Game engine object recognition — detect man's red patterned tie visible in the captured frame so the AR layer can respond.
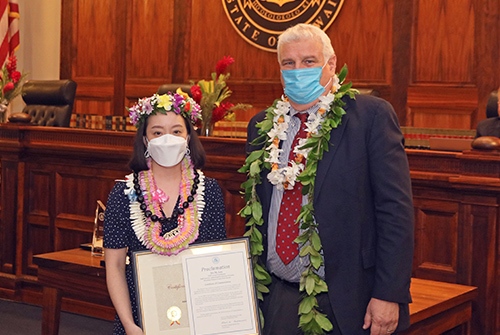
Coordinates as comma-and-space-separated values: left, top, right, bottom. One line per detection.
276, 112, 308, 265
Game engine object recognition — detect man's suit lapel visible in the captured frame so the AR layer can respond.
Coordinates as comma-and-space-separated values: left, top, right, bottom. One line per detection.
313, 103, 350, 203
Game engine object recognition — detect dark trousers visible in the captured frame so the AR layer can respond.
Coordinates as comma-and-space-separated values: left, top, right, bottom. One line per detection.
261, 274, 342, 335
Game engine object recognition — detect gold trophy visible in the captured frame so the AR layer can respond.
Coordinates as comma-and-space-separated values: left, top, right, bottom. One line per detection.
92, 200, 106, 256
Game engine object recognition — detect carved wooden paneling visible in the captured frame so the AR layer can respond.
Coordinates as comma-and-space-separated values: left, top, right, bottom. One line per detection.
407, 86, 478, 129
188, 0, 281, 116
60, 0, 500, 128
26, 169, 51, 275
331, 0, 393, 84
126, 1, 175, 81
409, 106, 474, 129
28, 171, 50, 217
52, 168, 123, 251
465, 203, 498, 335
55, 227, 93, 252
62, 0, 126, 116
407, 0, 499, 129
413, 198, 459, 283
200, 137, 247, 237
26, 224, 50, 275
124, 0, 176, 102
390, 0, 413, 125
407, 148, 500, 335
55, 172, 117, 218
190, 0, 279, 83
205, 172, 246, 238
73, 0, 118, 79
53, 167, 124, 252
74, 98, 113, 117
474, 0, 500, 120
413, 0, 475, 84
0, 160, 17, 274
124, 84, 162, 106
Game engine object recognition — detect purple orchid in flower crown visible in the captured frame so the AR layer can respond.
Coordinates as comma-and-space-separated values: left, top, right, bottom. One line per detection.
142, 98, 153, 115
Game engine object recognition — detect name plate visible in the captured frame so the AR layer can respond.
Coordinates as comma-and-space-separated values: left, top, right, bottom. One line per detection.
132, 238, 261, 335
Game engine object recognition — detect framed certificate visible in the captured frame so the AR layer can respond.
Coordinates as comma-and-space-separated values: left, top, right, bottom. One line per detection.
132, 237, 261, 335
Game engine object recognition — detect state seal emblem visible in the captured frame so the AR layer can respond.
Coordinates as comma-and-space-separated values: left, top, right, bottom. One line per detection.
222, 0, 344, 52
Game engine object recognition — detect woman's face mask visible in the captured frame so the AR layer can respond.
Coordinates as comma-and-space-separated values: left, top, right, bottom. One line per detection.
145, 134, 188, 167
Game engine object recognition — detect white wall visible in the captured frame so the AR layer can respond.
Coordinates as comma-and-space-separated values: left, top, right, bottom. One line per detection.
11, 0, 61, 114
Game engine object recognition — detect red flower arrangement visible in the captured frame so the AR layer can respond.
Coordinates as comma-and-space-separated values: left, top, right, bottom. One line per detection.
190, 56, 250, 135
190, 84, 202, 104
215, 56, 234, 79
212, 102, 235, 124
0, 55, 28, 122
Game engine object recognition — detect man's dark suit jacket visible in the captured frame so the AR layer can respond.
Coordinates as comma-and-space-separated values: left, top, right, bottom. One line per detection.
246, 94, 414, 334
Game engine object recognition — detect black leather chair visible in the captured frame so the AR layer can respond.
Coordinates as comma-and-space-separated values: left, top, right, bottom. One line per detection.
357, 88, 380, 97
475, 90, 500, 138
157, 83, 192, 97
486, 90, 499, 118
21, 80, 77, 127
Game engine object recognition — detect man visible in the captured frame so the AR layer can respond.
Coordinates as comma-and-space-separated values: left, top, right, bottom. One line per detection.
245, 24, 414, 335
476, 89, 500, 138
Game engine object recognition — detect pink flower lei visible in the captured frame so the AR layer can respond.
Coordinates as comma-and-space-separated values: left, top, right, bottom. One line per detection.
126, 156, 206, 255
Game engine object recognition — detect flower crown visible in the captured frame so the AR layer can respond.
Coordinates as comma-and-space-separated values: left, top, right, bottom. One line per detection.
128, 90, 202, 128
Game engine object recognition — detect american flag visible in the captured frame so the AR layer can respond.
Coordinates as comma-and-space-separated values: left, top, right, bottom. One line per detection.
0, 0, 19, 67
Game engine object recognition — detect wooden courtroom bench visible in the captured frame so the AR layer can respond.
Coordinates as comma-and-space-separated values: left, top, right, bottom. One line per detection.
33, 249, 477, 335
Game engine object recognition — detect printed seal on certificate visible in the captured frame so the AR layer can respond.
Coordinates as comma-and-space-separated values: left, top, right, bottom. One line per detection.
132, 237, 261, 335
167, 306, 181, 326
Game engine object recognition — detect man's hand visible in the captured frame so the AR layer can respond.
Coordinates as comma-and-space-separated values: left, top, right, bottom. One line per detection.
362, 297, 399, 335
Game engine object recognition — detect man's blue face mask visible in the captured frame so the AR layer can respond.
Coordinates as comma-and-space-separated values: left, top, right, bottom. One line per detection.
281, 61, 331, 105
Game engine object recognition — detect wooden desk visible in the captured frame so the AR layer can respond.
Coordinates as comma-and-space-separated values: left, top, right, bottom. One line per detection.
402, 278, 477, 335
33, 248, 114, 335
33, 249, 477, 335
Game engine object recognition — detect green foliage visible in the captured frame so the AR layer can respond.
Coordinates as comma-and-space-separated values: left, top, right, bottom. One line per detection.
311, 231, 322, 250
249, 160, 261, 176
337, 64, 348, 83
251, 201, 262, 221
258, 119, 274, 133
245, 150, 264, 164
250, 133, 269, 147
338, 80, 352, 93
299, 295, 318, 314
315, 312, 334, 332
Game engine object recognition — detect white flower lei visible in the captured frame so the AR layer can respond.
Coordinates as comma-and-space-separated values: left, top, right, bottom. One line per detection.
265, 76, 339, 190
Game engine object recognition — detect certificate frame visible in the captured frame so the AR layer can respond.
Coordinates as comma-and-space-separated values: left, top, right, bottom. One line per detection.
132, 237, 261, 335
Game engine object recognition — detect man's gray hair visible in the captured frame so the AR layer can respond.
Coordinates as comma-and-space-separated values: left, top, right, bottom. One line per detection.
277, 24, 335, 62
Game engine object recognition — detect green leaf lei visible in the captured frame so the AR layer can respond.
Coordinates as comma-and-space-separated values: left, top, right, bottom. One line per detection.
238, 65, 358, 334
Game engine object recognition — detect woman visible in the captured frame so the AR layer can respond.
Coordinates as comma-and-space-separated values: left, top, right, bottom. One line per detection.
103, 91, 226, 335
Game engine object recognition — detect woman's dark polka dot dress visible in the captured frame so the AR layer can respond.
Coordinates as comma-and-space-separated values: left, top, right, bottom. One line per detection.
103, 177, 226, 335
